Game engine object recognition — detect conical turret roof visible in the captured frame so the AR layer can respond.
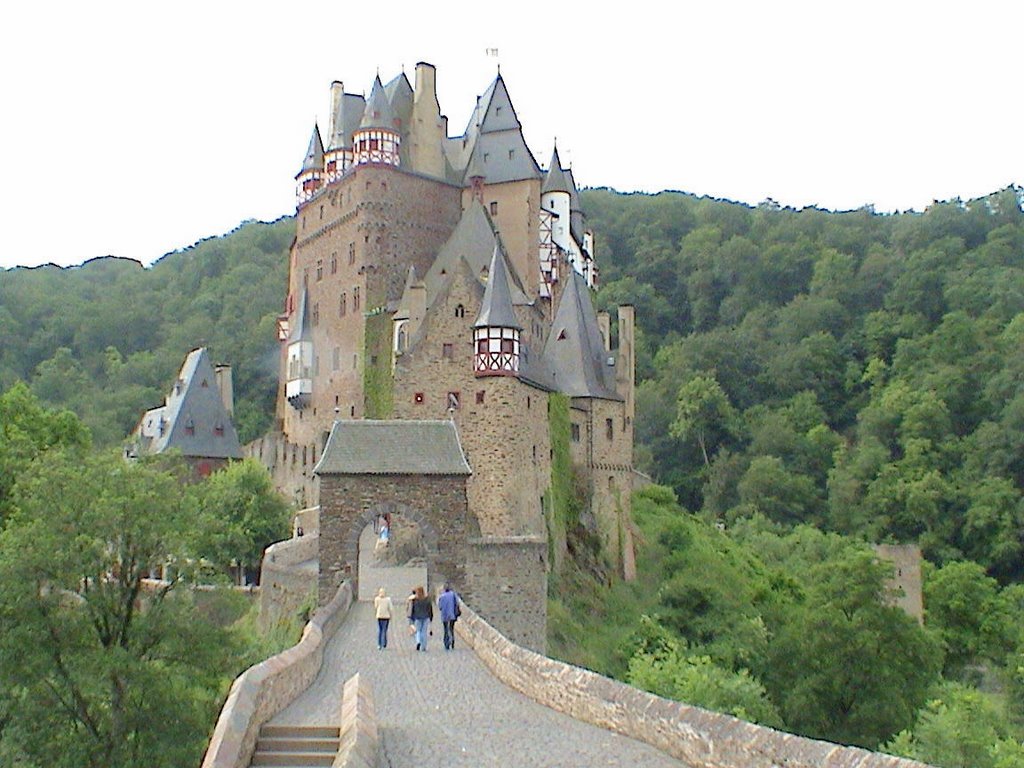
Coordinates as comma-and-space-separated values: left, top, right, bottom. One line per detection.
360, 75, 397, 130
299, 124, 324, 173
474, 244, 522, 330
542, 270, 621, 400
542, 145, 571, 195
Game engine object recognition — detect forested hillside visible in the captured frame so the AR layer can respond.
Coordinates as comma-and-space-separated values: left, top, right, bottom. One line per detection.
587, 186, 1023, 576
3, 188, 1023, 764
0, 218, 292, 445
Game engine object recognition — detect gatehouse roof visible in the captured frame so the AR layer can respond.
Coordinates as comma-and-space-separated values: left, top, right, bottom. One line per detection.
315, 420, 472, 476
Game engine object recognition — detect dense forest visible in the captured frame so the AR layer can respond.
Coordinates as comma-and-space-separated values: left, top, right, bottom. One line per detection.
1, 185, 1023, 765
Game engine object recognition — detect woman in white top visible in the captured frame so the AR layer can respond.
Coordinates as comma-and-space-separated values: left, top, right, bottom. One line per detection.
374, 588, 394, 650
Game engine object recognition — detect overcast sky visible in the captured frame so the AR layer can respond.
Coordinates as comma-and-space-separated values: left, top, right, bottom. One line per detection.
1, 0, 1020, 269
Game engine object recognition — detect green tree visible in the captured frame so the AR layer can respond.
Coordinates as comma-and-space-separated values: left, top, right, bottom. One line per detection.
0, 382, 91, 523
763, 549, 942, 747
671, 375, 738, 467
192, 458, 291, 581
0, 451, 235, 768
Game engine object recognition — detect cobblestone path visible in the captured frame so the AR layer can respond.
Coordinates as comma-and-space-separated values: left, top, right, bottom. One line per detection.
270, 527, 684, 767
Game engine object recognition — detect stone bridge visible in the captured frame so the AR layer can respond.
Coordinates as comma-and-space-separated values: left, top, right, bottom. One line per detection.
202, 524, 931, 768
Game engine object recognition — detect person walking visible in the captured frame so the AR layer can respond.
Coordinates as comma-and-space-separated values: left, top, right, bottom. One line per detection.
374, 587, 394, 650
437, 583, 461, 650
409, 586, 433, 651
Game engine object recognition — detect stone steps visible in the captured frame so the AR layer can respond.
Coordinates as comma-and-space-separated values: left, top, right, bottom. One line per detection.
250, 724, 340, 767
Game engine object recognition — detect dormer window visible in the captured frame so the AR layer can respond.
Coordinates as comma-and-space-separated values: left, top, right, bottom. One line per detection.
214, 423, 225, 437
184, 418, 194, 436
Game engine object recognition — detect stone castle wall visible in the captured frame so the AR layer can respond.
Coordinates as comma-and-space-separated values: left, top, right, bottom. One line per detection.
393, 267, 552, 539
874, 543, 924, 623
258, 535, 318, 632
282, 164, 463, 444
245, 432, 320, 509
317, 473, 473, 604
455, 600, 932, 768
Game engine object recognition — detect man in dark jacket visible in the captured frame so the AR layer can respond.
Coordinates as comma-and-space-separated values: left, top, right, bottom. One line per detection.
437, 583, 460, 650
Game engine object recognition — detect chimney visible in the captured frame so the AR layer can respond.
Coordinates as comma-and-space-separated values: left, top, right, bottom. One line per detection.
215, 364, 234, 418
597, 311, 611, 352
328, 81, 344, 142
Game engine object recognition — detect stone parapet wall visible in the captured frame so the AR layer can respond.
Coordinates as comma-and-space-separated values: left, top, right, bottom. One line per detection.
334, 674, 381, 768
259, 535, 320, 631
202, 581, 354, 768
464, 537, 547, 653
246, 432, 320, 509
456, 601, 932, 768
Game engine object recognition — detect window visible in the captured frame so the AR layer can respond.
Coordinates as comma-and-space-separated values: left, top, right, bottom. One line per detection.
442, 343, 453, 359
571, 423, 580, 442
330, 253, 337, 274
606, 418, 614, 440
184, 418, 195, 436
527, 396, 531, 409
348, 242, 356, 265
490, 201, 498, 216
316, 260, 323, 281
353, 287, 360, 310
500, 337, 514, 354
447, 392, 460, 410
312, 302, 320, 326
319, 205, 324, 220
340, 292, 347, 316
475, 391, 485, 404
414, 392, 424, 404
214, 423, 225, 437
508, 149, 515, 160
455, 304, 465, 318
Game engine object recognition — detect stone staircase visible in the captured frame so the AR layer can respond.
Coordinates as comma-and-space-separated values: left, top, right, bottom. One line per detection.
250, 724, 340, 767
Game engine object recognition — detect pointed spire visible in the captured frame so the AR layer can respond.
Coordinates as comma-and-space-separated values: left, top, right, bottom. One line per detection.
542, 144, 571, 195
300, 124, 324, 172
474, 245, 522, 330
360, 75, 396, 130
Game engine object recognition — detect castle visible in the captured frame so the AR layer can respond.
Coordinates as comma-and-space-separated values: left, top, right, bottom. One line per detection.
252, 62, 636, 648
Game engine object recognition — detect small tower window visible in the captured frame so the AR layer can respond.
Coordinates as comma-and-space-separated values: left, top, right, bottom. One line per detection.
353, 287, 360, 310
476, 391, 485, 404
490, 201, 498, 216
316, 260, 323, 281
349, 243, 356, 264
312, 302, 320, 326
442, 343, 453, 359
571, 423, 580, 442
414, 392, 425, 404
508, 149, 515, 160
606, 418, 614, 440
455, 304, 465, 318
330, 253, 338, 274
340, 292, 347, 316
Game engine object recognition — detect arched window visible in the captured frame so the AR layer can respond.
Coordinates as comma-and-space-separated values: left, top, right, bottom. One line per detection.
455, 304, 465, 318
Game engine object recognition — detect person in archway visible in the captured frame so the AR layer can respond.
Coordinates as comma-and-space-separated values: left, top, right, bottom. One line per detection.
438, 583, 461, 651
410, 586, 433, 651
374, 587, 394, 650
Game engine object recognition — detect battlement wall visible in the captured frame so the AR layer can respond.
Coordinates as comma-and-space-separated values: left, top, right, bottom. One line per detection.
258, 534, 319, 631
456, 601, 932, 768
202, 581, 353, 768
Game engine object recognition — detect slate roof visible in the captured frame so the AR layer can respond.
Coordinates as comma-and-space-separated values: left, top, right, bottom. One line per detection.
384, 72, 413, 127
475, 245, 522, 330
542, 146, 572, 195
327, 90, 366, 151
421, 201, 530, 310
134, 348, 243, 459
314, 420, 472, 475
299, 124, 324, 173
542, 270, 622, 401
360, 76, 396, 130
443, 75, 541, 186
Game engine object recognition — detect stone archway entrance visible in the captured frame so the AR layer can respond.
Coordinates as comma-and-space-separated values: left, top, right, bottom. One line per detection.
354, 504, 434, 602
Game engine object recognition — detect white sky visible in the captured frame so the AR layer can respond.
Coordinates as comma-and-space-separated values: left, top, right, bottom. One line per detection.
0, 0, 1021, 269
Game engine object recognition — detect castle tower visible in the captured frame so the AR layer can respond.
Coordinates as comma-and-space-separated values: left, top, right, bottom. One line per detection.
409, 63, 445, 178
352, 76, 400, 167
473, 245, 522, 376
295, 125, 324, 205
285, 285, 314, 409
